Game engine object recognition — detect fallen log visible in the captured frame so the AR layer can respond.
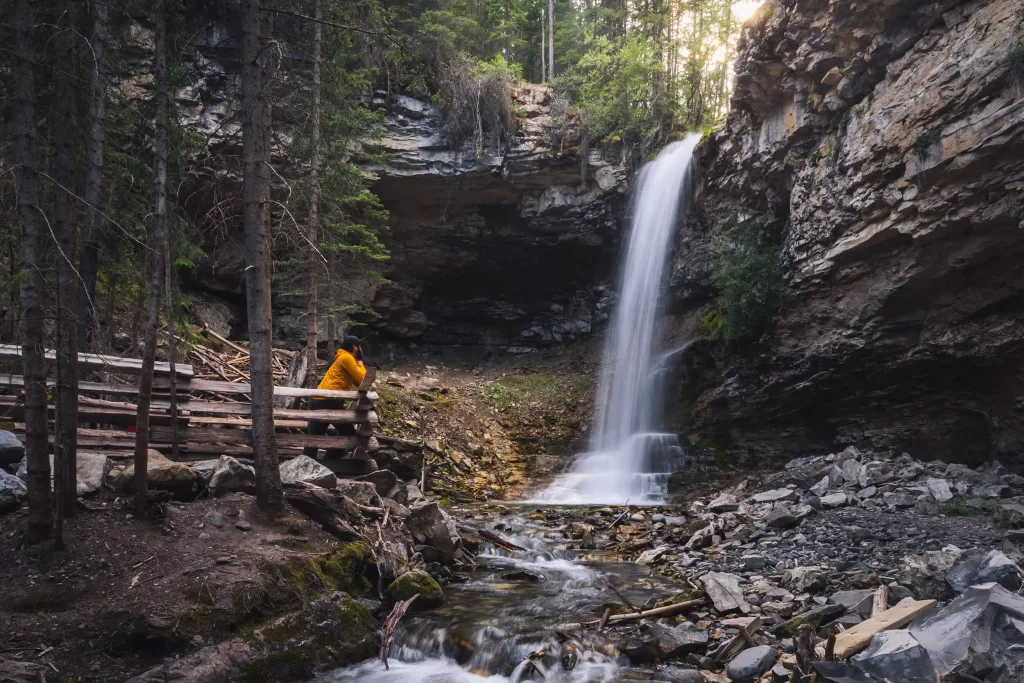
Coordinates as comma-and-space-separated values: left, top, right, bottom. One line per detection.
832, 598, 937, 659
478, 528, 526, 552
604, 577, 642, 614
557, 598, 705, 630
283, 485, 367, 542
379, 595, 417, 670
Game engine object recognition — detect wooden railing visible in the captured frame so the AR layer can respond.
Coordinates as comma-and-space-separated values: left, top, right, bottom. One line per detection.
0, 344, 378, 463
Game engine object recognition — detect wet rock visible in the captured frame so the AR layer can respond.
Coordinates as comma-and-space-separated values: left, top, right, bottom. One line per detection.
279, 455, 337, 489
725, 644, 776, 682
709, 494, 740, 512
385, 569, 445, 609
636, 546, 671, 566
568, 521, 594, 539
783, 567, 827, 594
117, 449, 197, 496
0, 469, 27, 514
499, 570, 546, 582
900, 550, 960, 600
208, 455, 255, 494
702, 572, 746, 612
946, 548, 1021, 594
0, 430, 24, 467
405, 502, 462, 564
766, 504, 815, 529
355, 469, 398, 497
620, 621, 709, 661
910, 583, 1024, 681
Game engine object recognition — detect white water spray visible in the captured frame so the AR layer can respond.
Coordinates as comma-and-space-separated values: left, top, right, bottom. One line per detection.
533, 134, 701, 505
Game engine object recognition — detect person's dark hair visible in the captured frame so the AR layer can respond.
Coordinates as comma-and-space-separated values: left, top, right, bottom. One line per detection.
340, 336, 362, 354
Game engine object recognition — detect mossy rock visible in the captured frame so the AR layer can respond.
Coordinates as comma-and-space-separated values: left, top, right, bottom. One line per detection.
385, 569, 444, 610
315, 542, 378, 598
240, 592, 377, 682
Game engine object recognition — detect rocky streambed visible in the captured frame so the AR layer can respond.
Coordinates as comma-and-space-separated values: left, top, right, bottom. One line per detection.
318, 446, 1024, 682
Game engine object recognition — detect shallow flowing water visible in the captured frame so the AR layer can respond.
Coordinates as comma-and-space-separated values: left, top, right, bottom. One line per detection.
533, 135, 702, 506
319, 507, 688, 682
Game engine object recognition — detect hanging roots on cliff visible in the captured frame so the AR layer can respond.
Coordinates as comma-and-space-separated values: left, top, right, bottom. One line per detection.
432, 53, 516, 153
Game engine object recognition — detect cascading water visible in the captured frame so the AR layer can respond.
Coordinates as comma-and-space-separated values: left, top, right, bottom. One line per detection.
533, 134, 702, 505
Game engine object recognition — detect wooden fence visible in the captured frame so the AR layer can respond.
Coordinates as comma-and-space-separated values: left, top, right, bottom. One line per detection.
0, 344, 378, 468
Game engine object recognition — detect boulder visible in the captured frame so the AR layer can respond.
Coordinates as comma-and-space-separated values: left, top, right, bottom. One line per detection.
0, 430, 24, 468
783, 567, 827, 594
828, 589, 876, 618
384, 569, 444, 609
405, 502, 461, 564
995, 502, 1024, 528
279, 455, 337, 489
946, 548, 1021, 594
849, 630, 936, 682
0, 469, 27, 514
766, 504, 815, 529
0, 657, 48, 683
820, 492, 848, 509
208, 455, 255, 494
355, 469, 398, 497
636, 545, 671, 566
708, 494, 740, 512
750, 488, 797, 504
116, 450, 197, 496
927, 478, 954, 503
859, 462, 894, 487
620, 621, 708, 661
336, 480, 378, 506
726, 645, 776, 682
372, 448, 422, 481
76, 452, 111, 496
899, 550, 959, 600
702, 572, 745, 612
189, 459, 220, 489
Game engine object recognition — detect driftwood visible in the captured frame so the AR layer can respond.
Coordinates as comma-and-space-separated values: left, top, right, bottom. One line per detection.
379, 595, 417, 670
558, 598, 705, 630
283, 485, 366, 541
832, 599, 937, 659
872, 585, 889, 617
795, 623, 816, 675
713, 616, 762, 665
478, 528, 526, 552
604, 577, 642, 614
274, 349, 309, 410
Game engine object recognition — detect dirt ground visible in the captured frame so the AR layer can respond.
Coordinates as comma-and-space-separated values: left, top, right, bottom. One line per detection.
369, 340, 603, 501
0, 492, 342, 683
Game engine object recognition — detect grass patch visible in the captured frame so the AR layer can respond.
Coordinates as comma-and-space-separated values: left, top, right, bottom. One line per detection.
481, 374, 589, 411
940, 499, 988, 517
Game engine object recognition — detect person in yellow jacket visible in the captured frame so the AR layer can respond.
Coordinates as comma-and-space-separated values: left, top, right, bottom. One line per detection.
304, 336, 367, 459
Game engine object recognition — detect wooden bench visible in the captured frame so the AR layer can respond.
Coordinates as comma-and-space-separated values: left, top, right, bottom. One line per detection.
0, 347, 378, 463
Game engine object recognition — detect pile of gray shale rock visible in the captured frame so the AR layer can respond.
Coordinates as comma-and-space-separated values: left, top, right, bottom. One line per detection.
526, 446, 1024, 682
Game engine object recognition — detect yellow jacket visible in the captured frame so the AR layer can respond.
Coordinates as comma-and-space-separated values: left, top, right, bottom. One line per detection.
318, 348, 367, 392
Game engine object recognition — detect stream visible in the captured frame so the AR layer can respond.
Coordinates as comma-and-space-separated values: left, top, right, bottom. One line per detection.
319, 505, 692, 683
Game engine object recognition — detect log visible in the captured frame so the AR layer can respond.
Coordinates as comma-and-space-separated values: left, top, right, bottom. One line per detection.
604, 577, 642, 614
872, 585, 889, 617
477, 528, 526, 552
713, 616, 763, 664
284, 485, 367, 541
379, 595, 417, 670
0, 343, 194, 377
832, 599, 937, 659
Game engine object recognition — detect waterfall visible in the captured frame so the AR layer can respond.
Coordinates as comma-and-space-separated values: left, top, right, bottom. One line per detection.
533, 134, 701, 505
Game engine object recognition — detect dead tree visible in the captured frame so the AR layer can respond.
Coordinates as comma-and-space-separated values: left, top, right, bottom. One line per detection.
53, 0, 81, 534
14, 0, 52, 543
134, 0, 170, 515
541, 8, 546, 83
78, 0, 110, 351
304, 0, 322, 390
548, 0, 555, 81
241, 0, 284, 514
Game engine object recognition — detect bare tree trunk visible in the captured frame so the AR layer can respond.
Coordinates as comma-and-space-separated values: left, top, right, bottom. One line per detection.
135, 0, 170, 516
242, 0, 283, 514
540, 8, 546, 83
305, 0, 322, 390
548, 0, 555, 81
14, 0, 52, 544
78, 0, 109, 352
53, 0, 80, 537
158, 9, 179, 463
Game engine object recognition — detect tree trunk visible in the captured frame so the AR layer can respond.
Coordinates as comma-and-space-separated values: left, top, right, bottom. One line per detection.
53, 0, 80, 535
14, 0, 51, 543
135, 0, 170, 516
242, 0, 283, 514
78, 0, 110, 352
305, 0, 322, 390
547, 0, 555, 81
540, 8, 546, 83
158, 7, 179, 463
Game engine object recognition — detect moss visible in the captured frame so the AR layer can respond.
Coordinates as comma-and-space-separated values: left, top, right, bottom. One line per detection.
385, 570, 444, 609
314, 542, 378, 598
778, 613, 825, 638
940, 498, 988, 517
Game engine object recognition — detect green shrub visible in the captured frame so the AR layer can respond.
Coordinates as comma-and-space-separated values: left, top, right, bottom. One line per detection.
1009, 46, 1024, 78
711, 217, 783, 344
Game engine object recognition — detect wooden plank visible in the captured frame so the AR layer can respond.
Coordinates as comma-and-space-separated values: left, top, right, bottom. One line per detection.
0, 344, 194, 377
149, 426, 373, 451
0, 375, 189, 398
186, 377, 377, 402
184, 400, 377, 424
832, 599, 937, 659
0, 399, 189, 429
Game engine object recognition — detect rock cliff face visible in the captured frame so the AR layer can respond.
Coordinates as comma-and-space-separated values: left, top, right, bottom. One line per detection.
358, 86, 629, 348
678, 0, 1024, 463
